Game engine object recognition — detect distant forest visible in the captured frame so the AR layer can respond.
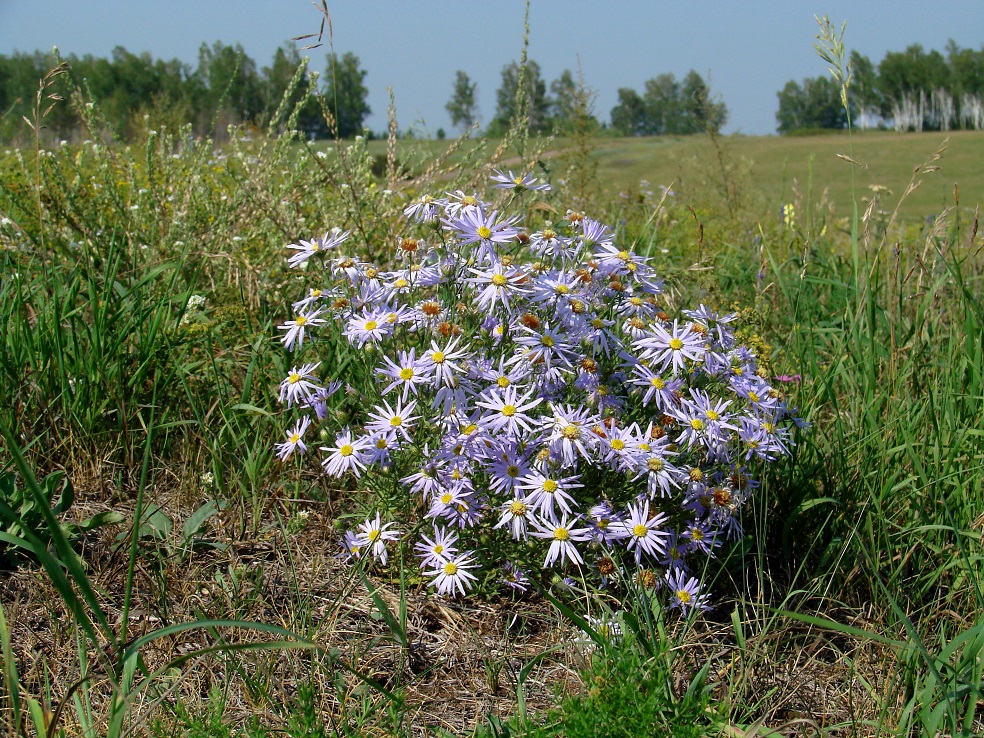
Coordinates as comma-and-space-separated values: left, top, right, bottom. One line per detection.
2, 39, 983, 143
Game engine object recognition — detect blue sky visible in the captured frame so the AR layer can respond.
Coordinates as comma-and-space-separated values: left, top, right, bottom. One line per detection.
1, 1, 981, 135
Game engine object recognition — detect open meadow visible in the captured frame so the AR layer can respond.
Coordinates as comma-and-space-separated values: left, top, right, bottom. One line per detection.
0, 90, 982, 738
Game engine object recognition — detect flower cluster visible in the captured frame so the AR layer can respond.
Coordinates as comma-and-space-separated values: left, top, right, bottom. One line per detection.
274, 171, 803, 614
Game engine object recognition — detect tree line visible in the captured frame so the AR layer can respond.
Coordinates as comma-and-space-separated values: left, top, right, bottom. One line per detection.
447, 63, 728, 137
777, 41, 984, 133
1, 41, 731, 143
0, 42, 370, 141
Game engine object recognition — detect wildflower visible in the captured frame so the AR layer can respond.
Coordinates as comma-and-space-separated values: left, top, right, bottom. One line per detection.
339, 530, 363, 561
421, 336, 468, 387
501, 562, 530, 592
278, 308, 326, 351
377, 349, 430, 401
530, 514, 592, 567
666, 569, 711, 615
633, 320, 705, 374
495, 493, 533, 541
344, 311, 392, 348
321, 429, 370, 478
467, 261, 528, 314
490, 169, 551, 192
414, 527, 459, 568
276, 416, 311, 461
366, 399, 420, 443
404, 194, 441, 223
424, 550, 480, 597
279, 362, 321, 407
287, 228, 350, 268
614, 499, 669, 563
355, 512, 400, 565
520, 471, 583, 519
444, 206, 521, 262
475, 385, 543, 437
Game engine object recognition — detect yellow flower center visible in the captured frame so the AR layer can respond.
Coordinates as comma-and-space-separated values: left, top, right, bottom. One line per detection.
443, 561, 458, 576
364, 320, 378, 331
749, 391, 760, 403
389, 416, 403, 427
288, 373, 301, 384
506, 465, 520, 478
399, 368, 415, 381
433, 544, 444, 554
497, 376, 510, 388
629, 297, 643, 306
691, 528, 703, 540
501, 404, 517, 417
368, 530, 380, 542
647, 458, 664, 471
562, 425, 579, 440
289, 433, 301, 443
431, 351, 446, 363
690, 418, 705, 431
375, 438, 388, 449
617, 250, 630, 261
555, 284, 570, 294
295, 315, 308, 326
462, 423, 478, 435
393, 278, 409, 289
340, 444, 354, 456
441, 492, 454, 504
540, 335, 555, 348
677, 589, 692, 604
542, 479, 558, 493
611, 439, 625, 451
477, 226, 493, 240
669, 338, 684, 350
633, 524, 648, 538
491, 273, 508, 287
706, 409, 719, 421
554, 527, 570, 541
509, 500, 527, 515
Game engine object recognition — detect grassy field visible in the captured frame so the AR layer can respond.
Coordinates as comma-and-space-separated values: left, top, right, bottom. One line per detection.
1, 101, 982, 738
364, 129, 984, 224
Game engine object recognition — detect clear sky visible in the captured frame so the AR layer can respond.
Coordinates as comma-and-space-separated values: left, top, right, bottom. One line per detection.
1, 1, 981, 136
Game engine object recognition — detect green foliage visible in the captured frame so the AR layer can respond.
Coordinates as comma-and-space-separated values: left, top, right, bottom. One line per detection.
609, 70, 727, 136
488, 59, 552, 136
446, 69, 478, 132
775, 75, 851, 133
0, 470, 123, 565
777, 35, 984, 132
323, 52, 371, 138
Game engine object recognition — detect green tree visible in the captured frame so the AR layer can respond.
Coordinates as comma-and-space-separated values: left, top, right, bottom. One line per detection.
193, 41, 264, 131
488, 59, 551, 136
679, 70, 728, 133
610, 87, 646, 136
876, 44, 950, 117
261, 44, 325, 137
642, 73, 682, 134
323, 51, 370, 138
775, 76, 850, 133
849, 50, 880, 127
445, 70, 477, 132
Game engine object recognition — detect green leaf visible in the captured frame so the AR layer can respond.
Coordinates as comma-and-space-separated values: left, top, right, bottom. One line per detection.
78, 510, 125, 532
181, 501, 219, 547
230, 403, 272, 416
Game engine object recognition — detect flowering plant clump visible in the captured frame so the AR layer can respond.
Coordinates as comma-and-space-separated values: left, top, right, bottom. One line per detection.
274, 168, 803, 614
